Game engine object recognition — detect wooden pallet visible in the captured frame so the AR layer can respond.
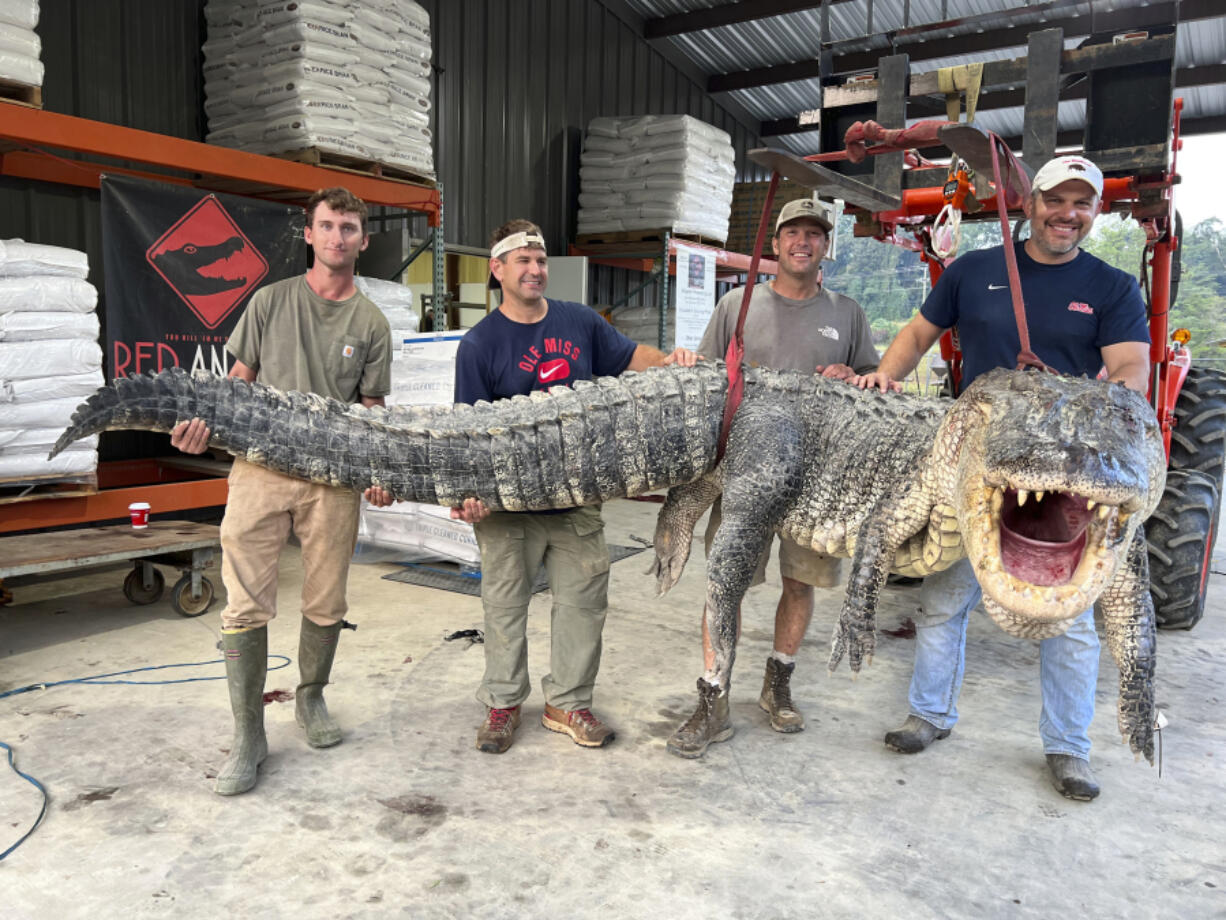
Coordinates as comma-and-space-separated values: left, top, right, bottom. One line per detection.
575, 229, 725, 248
0, 78, 42, 109
0, 472, 98, 505
275, 147, 436, 188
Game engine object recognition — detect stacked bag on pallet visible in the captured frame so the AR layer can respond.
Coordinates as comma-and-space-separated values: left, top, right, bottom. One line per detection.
202, 0, 435, 180
0, 0, 42, 89
0, 240, 103, 481
576, 115, 736, 243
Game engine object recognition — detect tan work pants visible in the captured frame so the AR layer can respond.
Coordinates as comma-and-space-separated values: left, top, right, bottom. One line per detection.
219, 459, 361, 630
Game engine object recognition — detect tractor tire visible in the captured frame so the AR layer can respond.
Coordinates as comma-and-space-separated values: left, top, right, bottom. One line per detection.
1146, 469, 1219, 630
1169, 366, 1226, 496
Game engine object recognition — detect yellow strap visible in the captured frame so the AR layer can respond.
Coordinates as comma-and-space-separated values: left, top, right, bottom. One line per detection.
938, 63, 984, 123
221, 627, 257, 635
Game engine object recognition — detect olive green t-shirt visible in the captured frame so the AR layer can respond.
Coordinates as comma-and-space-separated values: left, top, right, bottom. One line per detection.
226, 275, 392, 403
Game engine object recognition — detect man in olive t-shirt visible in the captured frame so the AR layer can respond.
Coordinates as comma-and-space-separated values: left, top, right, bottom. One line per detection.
669, 198, 880, 759
171, 188, 393, 796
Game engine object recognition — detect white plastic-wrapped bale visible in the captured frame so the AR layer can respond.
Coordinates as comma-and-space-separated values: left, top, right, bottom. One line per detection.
0, 239, 103, 485
202, 0, 436, 181
576, 115, 736, 243
0, 0, 43, 94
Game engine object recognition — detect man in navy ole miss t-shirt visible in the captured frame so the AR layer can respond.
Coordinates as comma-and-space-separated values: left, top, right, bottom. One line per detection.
856, 155, 1151, 803
452, 218, 697, 756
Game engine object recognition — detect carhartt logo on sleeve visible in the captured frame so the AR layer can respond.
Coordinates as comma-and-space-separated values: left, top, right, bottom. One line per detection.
342, 344, 355, 357
819, 326, 840, 341
1068, 302, 1094, 315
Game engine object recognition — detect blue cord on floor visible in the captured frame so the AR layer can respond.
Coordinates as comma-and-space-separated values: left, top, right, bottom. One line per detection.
0, 654, 291, 861
0, 741, 47, 861
0, 655, 291, 700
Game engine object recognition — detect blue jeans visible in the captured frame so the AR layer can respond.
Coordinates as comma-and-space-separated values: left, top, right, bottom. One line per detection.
907, 557, 1099, 759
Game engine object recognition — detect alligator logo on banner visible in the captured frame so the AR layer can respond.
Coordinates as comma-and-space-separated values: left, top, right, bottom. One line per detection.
145, 197, 268, 328
101, 175, 306, 379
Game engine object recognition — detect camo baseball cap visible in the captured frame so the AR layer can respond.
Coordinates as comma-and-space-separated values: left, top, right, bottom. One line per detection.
1031, 155, 1104, 197
775, 198, 833, 234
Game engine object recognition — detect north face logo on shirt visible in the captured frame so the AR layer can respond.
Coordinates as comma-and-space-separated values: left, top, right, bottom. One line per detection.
1068, 302, 1094, 315
819, 326, 840, 341
342, 344, 355, 357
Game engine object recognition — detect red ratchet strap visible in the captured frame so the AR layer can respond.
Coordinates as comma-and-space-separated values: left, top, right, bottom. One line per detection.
985, 132, 1053, 374
840, 119, 953, 164
717, 171, 779, 463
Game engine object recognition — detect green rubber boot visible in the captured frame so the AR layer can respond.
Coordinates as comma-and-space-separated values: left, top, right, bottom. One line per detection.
295, 619, 344, 748
214, 627, 268, 796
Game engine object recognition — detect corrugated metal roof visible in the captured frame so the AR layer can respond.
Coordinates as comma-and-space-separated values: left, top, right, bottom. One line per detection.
620, 0, 1226, 153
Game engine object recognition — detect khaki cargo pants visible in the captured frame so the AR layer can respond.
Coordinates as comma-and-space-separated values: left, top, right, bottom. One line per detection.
219, 459, 361, 630
473, 505, 610, 711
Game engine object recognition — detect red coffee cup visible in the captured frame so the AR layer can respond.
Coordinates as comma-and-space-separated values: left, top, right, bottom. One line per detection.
129, 502, 151, 529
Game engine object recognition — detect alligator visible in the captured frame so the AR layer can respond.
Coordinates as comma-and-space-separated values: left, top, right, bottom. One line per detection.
49, 362, 1165, 761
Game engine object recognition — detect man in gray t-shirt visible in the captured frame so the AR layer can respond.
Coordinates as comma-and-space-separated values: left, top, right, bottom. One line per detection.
669, 198, 879, 759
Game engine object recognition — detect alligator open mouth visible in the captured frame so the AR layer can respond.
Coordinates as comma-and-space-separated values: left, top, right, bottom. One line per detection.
964, 480, 1132, 623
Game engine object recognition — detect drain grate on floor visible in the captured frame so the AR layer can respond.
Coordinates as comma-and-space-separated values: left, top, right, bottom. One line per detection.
381, 544, 645, 597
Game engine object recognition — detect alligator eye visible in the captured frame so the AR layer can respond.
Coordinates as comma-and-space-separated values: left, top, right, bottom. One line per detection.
184, 245, 197, 254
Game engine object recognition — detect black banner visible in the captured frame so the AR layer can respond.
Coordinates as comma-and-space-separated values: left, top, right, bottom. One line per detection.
101, 175, 306, 379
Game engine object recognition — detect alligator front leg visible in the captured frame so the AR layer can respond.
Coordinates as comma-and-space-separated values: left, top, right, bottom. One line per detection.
828, 514, 895, 675
1095, 528, 1157, 764
829, 486, 931, 675
649, 470, 722, 594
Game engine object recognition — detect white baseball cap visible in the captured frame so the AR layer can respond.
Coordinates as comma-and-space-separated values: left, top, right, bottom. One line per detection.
1031, 155, 1104, 198
775, 198, 833, 234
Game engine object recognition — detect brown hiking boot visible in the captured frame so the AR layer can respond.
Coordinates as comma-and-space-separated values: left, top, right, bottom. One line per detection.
476, 706, 521, 754
542, 704, 615, 748
758, 656, 804, 733
666, 678, 733, 759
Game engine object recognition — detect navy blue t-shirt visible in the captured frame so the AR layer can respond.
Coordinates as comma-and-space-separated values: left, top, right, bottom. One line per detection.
454, 299, 639, 404
921, 242, 1150, 389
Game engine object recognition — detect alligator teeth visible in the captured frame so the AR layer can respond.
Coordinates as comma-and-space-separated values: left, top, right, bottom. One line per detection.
1086, 499, 1096, 510
1097, 504, 1111, 520
1018, 489, 1029, 506
1035, 490, 1045, 502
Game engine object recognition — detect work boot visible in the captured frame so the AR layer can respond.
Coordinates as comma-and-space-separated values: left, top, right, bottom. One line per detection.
759, 656, 804, 733
884, 715, 951, 754
477, 706, 521, 754
215, 627, 269, 796
542, 704, 616, 748
295, 619, 344, 748
666, 678, 733, 759
1046, 754, 1100, 801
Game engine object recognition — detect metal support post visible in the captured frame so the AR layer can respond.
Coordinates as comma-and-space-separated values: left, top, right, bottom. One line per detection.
657, 232, 671, 351
432, 182, 447, 332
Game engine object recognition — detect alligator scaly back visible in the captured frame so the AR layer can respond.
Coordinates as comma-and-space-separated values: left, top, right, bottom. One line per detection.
48, 364, 730, 512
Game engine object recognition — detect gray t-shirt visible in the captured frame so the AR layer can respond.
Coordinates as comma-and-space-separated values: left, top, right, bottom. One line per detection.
698, 282, 878, 375
227, 274, 392, 403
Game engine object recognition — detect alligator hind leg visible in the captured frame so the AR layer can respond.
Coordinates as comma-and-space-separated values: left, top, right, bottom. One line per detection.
650, 470, 722, 594
703, 405, 804, 689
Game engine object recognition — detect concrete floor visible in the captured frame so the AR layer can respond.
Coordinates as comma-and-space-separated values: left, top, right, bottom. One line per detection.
2, 497, 1224, 919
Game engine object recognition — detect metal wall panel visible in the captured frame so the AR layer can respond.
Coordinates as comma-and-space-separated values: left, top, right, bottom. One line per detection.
1, 2, 758, 321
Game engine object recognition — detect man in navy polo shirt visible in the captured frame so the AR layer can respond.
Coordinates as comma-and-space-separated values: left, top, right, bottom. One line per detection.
453, 219, 696, 755
856, 155, 1151, 801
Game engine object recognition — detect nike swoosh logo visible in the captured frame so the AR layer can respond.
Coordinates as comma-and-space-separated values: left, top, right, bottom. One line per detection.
988, 283, 1008, 290
539, 364, 566, 380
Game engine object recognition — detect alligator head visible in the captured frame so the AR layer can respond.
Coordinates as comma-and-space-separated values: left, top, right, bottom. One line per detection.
944, 368, 1165, 637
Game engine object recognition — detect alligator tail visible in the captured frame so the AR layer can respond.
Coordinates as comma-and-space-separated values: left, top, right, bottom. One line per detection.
49, 364, 729, 512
